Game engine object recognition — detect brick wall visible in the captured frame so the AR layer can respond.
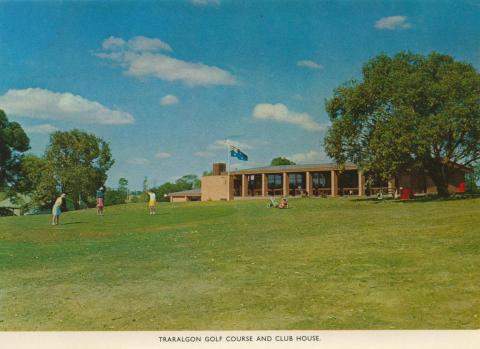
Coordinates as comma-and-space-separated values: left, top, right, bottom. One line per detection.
201, 175, 233, 201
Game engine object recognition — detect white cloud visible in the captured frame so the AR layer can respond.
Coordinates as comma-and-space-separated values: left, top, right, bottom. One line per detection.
24, 124, 59, 134
207, 139, 252, 151
102, 36, 126, 50
95, 36, 237, 86
194, 151, 215, 157
0, 88, 134, 125
160, 94, 179, 106
102, 36, 171, 52
287, 150, 330, 163
252, 103, 327, 132
195, 139, 253, 159
192, 0, 220, 6
375, 16, 411, 30
155, 152, 172, 159
195, 140, 267, 165
127, 158, 150, 166
128, 36, 172, 52
297, 60, 323, 70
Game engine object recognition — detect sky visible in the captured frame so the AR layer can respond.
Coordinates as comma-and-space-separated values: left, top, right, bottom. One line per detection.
0, 0, 479, 190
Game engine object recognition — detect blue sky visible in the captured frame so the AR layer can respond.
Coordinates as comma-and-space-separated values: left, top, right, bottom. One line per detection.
0, 0, 479, 189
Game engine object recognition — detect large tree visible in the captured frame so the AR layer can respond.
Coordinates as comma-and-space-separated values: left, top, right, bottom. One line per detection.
0, 110, 30, 194
324, 52, 480, 196
17, 154, 56, 208
25, 129, 114, 209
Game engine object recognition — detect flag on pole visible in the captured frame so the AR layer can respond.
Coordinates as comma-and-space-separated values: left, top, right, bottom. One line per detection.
230, 147, 248, 161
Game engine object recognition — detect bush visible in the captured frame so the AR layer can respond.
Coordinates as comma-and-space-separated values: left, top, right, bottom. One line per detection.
104, 188, 128, 206
130, 193, 148, 203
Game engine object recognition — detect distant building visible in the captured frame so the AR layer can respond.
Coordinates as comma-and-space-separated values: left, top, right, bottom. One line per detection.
167, 188, 201, 203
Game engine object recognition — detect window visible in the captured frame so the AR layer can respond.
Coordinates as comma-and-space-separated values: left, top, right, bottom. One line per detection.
289, 173, 305, 189
312, 173, 329, 188
268, 174, 282, 189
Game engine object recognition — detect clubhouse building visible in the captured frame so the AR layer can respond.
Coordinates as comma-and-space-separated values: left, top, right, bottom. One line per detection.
168, 162, 468, 202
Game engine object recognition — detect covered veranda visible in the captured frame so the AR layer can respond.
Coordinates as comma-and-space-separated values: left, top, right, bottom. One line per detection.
230, 163, 384, 198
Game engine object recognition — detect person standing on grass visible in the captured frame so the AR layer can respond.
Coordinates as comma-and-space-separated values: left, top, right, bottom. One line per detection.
148, 190, 156, 215
52, 193, 66, 225
96, 186, 105, 215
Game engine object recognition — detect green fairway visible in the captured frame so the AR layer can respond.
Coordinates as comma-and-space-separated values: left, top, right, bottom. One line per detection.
1, 198, 479, 330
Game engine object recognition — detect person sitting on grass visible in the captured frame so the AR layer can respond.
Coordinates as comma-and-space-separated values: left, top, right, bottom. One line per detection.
148, 190, 156, 215
267, 197, 279, 208
96, 187, 105, 216
51, 193, 66, 225
278, 197, 289, 209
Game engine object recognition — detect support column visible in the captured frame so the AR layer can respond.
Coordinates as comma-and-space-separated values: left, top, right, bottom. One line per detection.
358, 170, 365, 196
306, 171, 313, 195
262, 173, 268, 196
330, 170, 338, 197
241, 174, 248, 197
282, 172, 289, 197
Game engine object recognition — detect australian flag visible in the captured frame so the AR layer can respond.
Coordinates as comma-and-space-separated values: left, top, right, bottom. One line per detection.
230, 147, 248, 161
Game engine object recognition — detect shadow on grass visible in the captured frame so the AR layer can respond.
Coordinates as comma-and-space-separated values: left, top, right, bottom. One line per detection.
62, 221, 87, 225
353, 193, 480, 204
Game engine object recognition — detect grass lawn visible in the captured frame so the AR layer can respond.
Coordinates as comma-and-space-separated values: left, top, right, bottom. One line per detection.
0, 197, 479, 330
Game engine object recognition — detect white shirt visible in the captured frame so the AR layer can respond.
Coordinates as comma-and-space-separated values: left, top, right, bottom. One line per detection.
148, 192, 156, 201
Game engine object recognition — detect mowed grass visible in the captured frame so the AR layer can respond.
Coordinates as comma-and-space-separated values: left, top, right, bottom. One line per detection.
0, 197, 479, 330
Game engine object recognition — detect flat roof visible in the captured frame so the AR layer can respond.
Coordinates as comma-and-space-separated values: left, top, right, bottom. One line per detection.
167, 188, 202, 197
229, 162, 358, 175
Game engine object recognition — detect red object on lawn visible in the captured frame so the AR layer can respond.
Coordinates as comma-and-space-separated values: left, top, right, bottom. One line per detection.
400, 187, 412, 200
458, 182, 465, 193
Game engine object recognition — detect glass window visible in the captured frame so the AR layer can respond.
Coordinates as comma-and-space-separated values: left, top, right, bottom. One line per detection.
248, 175, 262, 189
268, 174, 282, 189
312, 173, 328, 188
289, 173, 305, 189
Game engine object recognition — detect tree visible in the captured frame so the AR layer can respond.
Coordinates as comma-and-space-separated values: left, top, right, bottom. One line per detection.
118, 177, 129, 197
104, 179, 129, 206
27, 129, 114, 209
324, 52, 480, 196
17, 154, 56, 208
0, 110, 30, 194
270, 157, 296, 166
149, 174, 199, 202
176, 174, 200, 189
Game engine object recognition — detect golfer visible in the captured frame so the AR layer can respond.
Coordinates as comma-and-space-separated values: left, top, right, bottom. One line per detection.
96, 187, 105, 215
148, 191, 156, 215
52, 193, 66, 225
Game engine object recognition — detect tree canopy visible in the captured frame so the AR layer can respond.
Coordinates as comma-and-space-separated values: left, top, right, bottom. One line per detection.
21, 129, 114, 209
270, 157, 296, 166
149, 175, 200, 202
324, 52, 480, 196
0, 110, 30, 194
